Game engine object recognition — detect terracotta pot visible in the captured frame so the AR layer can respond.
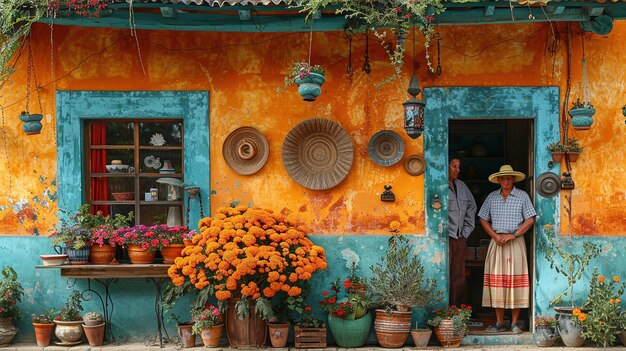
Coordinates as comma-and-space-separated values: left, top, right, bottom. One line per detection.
374, 309, 412, 348
225, 298, 267, 347
433, 319, 464, 348
160, 244, 184, 264
268, 323, 289, 348
33, 322, 55, 347
183, 239, 194, 247
0, 317, 17, 347
551, 152, 564, 163
178, 323, 196, 348
54, 320, 84, 344
126, 244, 156, 264
567, 152, 580, 163
411, 328, 432, 347
89, 245, 117, 264
83, 322, 105, 346
200, 324, 223, 347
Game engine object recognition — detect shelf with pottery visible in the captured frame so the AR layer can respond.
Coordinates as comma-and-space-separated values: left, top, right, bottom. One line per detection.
36, 263, 172, 347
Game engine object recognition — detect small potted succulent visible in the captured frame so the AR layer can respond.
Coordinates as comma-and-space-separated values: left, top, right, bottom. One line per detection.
546, 138, 584, 163
547, 141, 566, 163
278, 62, 325, 102
568, 98, 596, 130
82, 311, 105, 346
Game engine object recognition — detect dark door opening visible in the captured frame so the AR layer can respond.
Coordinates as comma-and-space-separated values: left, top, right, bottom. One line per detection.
449, 118, 534, 333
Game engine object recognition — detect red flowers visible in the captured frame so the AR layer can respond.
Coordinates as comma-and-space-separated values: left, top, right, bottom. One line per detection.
343, 279, 352, 289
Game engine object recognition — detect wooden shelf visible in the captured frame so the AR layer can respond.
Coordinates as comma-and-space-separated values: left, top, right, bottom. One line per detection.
36, 264, 170, 278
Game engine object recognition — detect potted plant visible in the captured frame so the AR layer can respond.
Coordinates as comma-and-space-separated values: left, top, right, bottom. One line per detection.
565, 137, 584, 163
32, 309, 56, 347
543, 223, 600, 347
86, 204, 134, 264
279, 62, 326, 102
161, 281, 197, 348
157, 225, 196, 264
115, 224, 168, 263
82, 311, 105, 346
268, 315, 290, 348
0, 266, 23, 347
427, 304, 472, 348
53, 290, 84, 345
320, 248, 373, 348
191, 303, 224, 348
51, 224, 91, 264
294, 307, 326, 349
168, 205, 328, 348
369, 222, 440, 348
580, 269, 626, 347
569, 98, 596, 130
546, 141, 566, 163
533, 315, 557, 347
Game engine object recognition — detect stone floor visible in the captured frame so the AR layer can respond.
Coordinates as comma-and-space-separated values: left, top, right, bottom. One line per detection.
3, 343, 626, 350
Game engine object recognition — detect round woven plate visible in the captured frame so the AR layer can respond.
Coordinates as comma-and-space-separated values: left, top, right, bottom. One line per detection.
537, 172, 561, 198
368, 130, 405, 166
404, 154, 426, 176
282, 118, 354, 190
222, 126, 269, 175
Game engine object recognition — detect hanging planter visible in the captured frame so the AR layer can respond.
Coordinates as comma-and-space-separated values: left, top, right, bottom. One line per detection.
568, 100, 595, 131
18, 112, 43, 135
279, 62, 326, 102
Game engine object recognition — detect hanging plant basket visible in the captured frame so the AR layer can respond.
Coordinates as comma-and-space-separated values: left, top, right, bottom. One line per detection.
568, 107, 595, 130
18, 112, 42, 135
294, 73, 325, 102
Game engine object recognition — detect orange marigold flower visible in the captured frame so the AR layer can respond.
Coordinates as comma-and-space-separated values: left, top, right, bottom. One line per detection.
544, 224, 551, 229
614, 276, 620, 282
598, 276, 605, 283
578, 313, 587, 322
572, 308, 581, 316
390, 221, 401, 231
215, 290, 232, 301
287, 286, 302, 297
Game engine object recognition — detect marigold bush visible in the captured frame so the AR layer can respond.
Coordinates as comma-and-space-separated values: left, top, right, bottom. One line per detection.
168, 206, 327, 309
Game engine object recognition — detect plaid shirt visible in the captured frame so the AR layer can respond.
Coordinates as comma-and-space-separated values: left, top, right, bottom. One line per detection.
478, 186, 536, 233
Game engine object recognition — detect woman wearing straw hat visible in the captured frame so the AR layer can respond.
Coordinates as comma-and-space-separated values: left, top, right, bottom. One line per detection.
478, 165, 536, 334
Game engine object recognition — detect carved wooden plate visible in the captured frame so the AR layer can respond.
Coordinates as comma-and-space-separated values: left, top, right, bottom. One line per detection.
222, 126, 269, 175
404, 154, 426, 176
368, 130, 405, 166
282, 118, 354, 190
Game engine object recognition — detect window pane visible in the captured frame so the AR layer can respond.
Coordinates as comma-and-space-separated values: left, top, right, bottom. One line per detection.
91, 150, 135, 174
139, 150, 183, 174
91, 122, 134, 145
139, 122, 183, 146
140, 205, 183, 226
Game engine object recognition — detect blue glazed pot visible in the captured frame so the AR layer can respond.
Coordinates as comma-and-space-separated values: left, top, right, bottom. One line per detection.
66, 247, 91, 265
328, 310, 372, 348
18, 112, 43, 135
294, 73, 325, 102
534, 326, 557, 347
568, 107, 595, 130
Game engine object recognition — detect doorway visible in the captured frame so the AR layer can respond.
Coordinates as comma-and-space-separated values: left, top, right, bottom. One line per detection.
423, 86, 560, 334
449, 119, 534, 332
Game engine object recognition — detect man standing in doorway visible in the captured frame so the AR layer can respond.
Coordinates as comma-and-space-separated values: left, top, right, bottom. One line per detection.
448, 157, 477, 307
479, 165, 536, 334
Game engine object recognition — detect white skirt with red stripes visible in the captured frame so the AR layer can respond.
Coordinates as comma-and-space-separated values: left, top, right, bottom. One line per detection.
482, 236, 530, 309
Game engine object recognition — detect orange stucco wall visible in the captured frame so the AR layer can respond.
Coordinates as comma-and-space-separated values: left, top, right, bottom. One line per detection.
0, 21, 625, 236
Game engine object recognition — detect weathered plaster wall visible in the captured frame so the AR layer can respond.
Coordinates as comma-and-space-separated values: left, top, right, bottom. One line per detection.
1, 22, 625, 236
0, 20, 626, 342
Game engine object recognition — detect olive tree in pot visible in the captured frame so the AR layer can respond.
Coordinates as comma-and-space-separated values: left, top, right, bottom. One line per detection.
369, 224, 441, 348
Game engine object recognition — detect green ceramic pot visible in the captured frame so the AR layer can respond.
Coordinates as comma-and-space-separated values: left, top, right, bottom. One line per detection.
328, 310, 372, 347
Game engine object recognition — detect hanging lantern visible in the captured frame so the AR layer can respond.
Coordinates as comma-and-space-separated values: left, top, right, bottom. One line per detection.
402, 73, 425, 139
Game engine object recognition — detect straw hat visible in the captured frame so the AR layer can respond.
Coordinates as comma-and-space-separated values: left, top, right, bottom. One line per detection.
222, 126, 269, 175
488, 165, 526, 184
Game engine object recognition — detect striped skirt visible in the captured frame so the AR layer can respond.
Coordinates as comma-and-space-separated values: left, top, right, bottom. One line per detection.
482, 236, 530, 309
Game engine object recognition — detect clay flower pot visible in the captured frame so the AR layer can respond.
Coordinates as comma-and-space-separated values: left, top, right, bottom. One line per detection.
200, 324, 223, 347
54, 320, 84, 345
268, 323, 289, 348
32, 322, 54, 347
83, 322, 105, 346
178, 322, 196, 348
411, 328, 432, 347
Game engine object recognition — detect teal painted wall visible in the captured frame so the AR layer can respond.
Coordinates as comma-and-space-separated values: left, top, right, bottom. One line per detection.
2, 235, 446, 343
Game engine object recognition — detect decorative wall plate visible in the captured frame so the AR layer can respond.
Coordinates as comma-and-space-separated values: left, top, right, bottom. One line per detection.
537, 172, 561, 198
223, 126, 269, 175
282, 118, 353, 190
404, 154, 426, 176
368, 130, 404, 166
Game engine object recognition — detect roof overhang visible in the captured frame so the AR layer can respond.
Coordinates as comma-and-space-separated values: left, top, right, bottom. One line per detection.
37, 1, 626, 35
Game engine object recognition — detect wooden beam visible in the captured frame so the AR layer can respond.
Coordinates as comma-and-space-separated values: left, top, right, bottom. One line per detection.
53, 264, 170, 278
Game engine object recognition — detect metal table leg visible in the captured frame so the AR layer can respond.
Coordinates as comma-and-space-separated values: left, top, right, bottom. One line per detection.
144, 277, 177, 348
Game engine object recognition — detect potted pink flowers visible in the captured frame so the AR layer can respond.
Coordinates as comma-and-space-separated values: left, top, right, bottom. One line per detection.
279, 62, 325, 102
191, 303, 224, 347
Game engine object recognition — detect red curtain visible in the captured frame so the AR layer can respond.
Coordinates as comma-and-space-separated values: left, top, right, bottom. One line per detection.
90, 123, 110, 216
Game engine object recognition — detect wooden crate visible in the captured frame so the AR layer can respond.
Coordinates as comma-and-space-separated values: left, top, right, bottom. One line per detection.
294, 326, 327, 348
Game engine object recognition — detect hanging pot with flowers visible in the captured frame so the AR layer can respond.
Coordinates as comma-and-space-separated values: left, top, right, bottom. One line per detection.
569, 98, 595, 131
298, 0, 445, 87
279, 62, 326, 102
168, 205, 328, 347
